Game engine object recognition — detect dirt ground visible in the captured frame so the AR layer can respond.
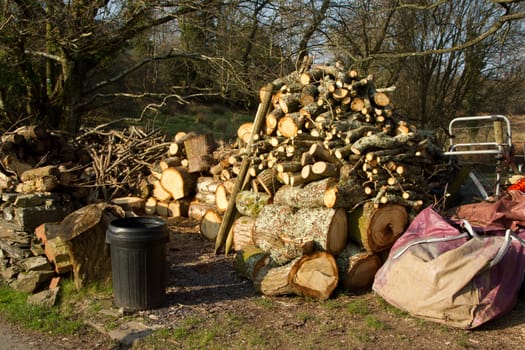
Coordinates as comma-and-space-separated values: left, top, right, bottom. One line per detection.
3, 216, 525, 350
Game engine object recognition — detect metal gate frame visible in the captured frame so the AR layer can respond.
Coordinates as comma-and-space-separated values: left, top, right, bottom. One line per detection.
443, 115, 512, 199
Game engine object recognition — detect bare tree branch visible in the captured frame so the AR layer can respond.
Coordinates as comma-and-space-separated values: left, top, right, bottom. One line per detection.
357, 11, 525, 62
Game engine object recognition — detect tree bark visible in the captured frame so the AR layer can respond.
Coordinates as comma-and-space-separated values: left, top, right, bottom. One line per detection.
274, 177, 336, 208
231, 215, 256, 252
347, 202, 408, 253
235, 190, 273, 217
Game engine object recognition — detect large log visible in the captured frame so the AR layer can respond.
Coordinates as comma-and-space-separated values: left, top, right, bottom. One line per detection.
336, 242, 382, 291
282, 207, 348, 256
235, 190, 273, 217
231, 215, 256, 252
253, 258, 299, 297
184, 133, 217, 173
152, 179, 172, 201
58, 203, 125, 290
347, 202, 408, 253
289, 251, 339, 300
273, 177, 336, 208
253, 204, 295, 265
254, 204, 347, 263
350, 132, 416, 155
234, 244, 271, 280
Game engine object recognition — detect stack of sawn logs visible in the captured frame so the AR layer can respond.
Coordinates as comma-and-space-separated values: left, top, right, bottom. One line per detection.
214, 63, 451, 300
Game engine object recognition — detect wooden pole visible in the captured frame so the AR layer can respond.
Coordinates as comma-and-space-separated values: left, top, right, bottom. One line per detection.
214, 83, 274, 254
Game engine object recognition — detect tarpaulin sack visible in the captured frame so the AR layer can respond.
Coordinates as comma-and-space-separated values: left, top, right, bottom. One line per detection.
372, 206, 525, 329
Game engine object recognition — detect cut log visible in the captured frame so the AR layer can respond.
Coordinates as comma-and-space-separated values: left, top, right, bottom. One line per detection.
300, 164, 324, 183
167, 198, 191, 217
110, 196, 146, 215
167, 142, 183, 157
195, 191, 217, 207
274, 177, 336, 208
16, 175, 59, 193
265, 108, 284, 136
289, 251, 338, 300
231, 215, 256, 252
200, 210, 222, 241
323, 177, 368, 208
152, 179, 172, 201
256, 168, 281, 195
282, 207, 348, 256
156, 200, 170, 216
235, 190, 272, 217
278, 92, 301, 114
350, 133, 415, 155
253, 258, 299, 297
347, 202, 408, 253
237, 122, 254, 144
184, 134, 217, 173
59, 203, 125, 290
253, 204, 295, 265
311, 161, 340, 177
188, 200, 215, 221
234, 244, 271, 280
144, 197, 157, 215
336, 242, 382, 291
308, 143, 339, 163
371, 91, 390, 107
215, 181, 233, 212
277, 112, 304, 138
160, 166, 198, 200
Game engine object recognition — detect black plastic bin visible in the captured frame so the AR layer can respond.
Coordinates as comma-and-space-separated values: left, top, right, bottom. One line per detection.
106, 216, 169, 310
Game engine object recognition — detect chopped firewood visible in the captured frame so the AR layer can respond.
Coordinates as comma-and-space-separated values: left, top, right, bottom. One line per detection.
160, 166, 197, 200
200, 210, 222, 241
188, 200, 215, 221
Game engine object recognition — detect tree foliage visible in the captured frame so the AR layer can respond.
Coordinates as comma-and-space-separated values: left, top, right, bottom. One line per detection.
0, 0, 523, 133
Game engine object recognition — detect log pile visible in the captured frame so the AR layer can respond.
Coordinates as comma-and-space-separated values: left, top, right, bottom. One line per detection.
0, 60, 454, 303
222, 61, 452, 299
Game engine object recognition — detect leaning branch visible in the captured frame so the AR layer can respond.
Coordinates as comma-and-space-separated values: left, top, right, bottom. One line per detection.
356, 11, 525, 62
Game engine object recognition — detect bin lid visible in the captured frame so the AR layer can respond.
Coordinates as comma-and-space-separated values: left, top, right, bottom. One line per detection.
106, 216, 169, 244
